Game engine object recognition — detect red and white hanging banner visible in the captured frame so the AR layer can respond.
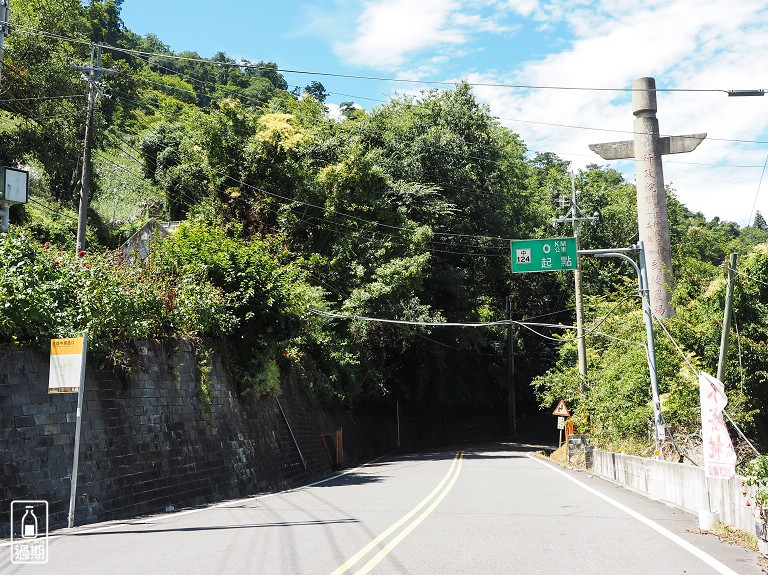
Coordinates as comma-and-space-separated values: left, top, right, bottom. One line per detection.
699, 372, 737, 479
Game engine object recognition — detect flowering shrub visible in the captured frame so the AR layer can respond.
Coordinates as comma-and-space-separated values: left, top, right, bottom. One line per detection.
0, 227, 235, 369
743, 455, 768, 527
0, 224, 319, 396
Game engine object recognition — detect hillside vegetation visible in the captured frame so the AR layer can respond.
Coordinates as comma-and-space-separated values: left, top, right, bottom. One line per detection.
3, 0, 768, 454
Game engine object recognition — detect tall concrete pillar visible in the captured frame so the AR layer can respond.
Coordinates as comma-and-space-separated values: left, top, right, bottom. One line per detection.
632, 77, 675, 318
589, 77, 707, 319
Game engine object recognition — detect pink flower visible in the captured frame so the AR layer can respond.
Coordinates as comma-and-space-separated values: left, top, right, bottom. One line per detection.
53, 261, 59, 266
78, 250, 86, 257
44, 243, 50, 249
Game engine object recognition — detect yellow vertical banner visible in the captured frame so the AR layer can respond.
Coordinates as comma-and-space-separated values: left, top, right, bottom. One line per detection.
48, 337, 86, 393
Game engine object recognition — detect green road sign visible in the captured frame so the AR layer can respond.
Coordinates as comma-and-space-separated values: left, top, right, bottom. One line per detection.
511, 237, 578, 273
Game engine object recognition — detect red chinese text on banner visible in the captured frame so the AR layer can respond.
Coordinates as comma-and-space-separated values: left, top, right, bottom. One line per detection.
698, 372, 737, 479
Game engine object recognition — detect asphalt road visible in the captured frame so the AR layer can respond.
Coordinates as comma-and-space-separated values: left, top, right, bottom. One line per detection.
1, 443, 764, 574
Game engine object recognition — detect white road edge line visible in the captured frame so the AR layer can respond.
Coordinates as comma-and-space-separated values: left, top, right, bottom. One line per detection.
527, 454, 741, 575
0, 454, 390, 548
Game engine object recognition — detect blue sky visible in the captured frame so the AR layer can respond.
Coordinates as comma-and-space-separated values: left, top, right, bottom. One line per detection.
119, 0, 768, 226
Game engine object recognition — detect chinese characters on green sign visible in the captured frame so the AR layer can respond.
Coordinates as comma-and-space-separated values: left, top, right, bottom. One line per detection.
511, 237, 578, 273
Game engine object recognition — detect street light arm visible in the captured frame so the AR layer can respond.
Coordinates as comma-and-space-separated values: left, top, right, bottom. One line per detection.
578, 242, 664, 456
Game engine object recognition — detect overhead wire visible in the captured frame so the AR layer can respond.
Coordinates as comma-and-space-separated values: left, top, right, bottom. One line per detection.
13, 24, 765, 266
9, 23, 768, 148
10, 24, 763, 238
727, 266, 768, 287
99, 43, 754, 95
306, 291, 640, 346
748, 153, 768, 225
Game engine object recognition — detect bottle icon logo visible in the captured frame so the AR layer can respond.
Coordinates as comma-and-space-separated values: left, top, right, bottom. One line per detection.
10, 500, 48, 564
21, 506, 38, 539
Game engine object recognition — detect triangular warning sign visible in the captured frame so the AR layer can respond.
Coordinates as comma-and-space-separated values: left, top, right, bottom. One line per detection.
552, 400, 571, 417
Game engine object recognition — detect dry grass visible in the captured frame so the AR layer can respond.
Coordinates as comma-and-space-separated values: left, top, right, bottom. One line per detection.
711, 523, 758, 550
549, 443, 569, 465
689, 522, 768, 571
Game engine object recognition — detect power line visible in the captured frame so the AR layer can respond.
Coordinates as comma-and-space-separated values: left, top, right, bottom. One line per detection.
0, 94, 87, 103
103, 44, 747, 95
11, 26, 761, 97
727, 265, 768, 287
307, 293, 639, 343
748, 153, 768, 225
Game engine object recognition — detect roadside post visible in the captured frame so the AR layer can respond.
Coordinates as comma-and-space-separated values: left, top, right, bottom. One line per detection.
552, 400, 571, 447
48, 333, 88, 528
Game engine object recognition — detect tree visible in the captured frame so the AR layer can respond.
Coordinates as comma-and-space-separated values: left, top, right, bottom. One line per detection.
754, 211, 767, 231
84, 0, 125, 45
339, 101, 363, 120
303, 81, 328, 103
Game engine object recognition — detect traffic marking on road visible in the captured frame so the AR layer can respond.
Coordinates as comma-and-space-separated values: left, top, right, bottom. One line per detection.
528, 454, 742, 575
329, 451, 464, 575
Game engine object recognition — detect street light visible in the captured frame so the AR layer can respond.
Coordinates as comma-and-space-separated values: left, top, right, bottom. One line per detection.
579, 242, 664, 457
726, 90, 765, 97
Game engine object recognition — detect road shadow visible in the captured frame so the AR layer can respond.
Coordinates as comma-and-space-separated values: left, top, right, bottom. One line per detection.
356, 441, 551, 467
67, 518, 359, 537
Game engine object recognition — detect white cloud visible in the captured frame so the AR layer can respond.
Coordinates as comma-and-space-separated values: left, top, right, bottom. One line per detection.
337, 0, 464, 68
335, 0, 517, 69
471, 0, 768, 225
317, 0, 768, 224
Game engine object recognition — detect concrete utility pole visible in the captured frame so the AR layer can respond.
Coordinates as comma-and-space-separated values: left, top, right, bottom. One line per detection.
0, 1, 9, 86
589, 77, 706, 319
0, 0, 10, 231
554, 172, 598, 382
506, 296, 517, 437
717, 253, 738, 382
72, 45, 116, 253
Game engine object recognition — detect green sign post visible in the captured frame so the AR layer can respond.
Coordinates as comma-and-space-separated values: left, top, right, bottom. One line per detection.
511, 237, 578, 273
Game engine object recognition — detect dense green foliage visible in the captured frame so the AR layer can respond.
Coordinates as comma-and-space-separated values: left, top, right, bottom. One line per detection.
4, 1, 768, 453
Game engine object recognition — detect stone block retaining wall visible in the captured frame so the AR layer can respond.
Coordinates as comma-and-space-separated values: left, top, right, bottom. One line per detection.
0, 341, 368, 534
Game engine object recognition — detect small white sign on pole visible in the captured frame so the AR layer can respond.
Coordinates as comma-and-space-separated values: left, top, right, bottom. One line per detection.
48, 334, 88, 528
48, 337, 86, 393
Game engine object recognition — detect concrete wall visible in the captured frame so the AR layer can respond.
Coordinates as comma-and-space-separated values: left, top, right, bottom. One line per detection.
0, 340, 374, 535
592, 450, 756, 532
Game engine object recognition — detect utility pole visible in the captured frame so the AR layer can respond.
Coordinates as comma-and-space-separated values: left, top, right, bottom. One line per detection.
588, 77, 706, 319
554, 172, 598, 383
0, 0, 10, 232
717, 253, 738, 382
506, 296, 517, 437
72, 45, 116, 253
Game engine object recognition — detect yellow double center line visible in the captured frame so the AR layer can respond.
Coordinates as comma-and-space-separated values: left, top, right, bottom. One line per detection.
330, 451, 465, 575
